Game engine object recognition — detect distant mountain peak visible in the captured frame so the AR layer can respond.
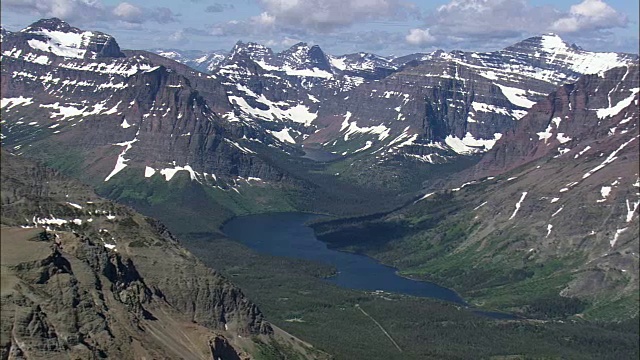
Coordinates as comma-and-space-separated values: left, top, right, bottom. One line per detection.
289, 42, 310, 49
151, 48, 228, 72
229, 41, 273, 60
505, 33, 587, 54
307, 45, 328, 61
23, 17, 77, 33
15, 17, 124, 58
233, 41, 270, 51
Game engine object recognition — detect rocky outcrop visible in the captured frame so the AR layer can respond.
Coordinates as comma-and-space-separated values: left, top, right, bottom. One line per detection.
210, 336, 244, 360
0, 151, 326, 359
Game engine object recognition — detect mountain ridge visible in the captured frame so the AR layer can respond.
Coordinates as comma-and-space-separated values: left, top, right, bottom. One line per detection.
2, 16, 637, 223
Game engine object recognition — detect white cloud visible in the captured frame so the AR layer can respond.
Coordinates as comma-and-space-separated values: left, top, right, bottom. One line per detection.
252, 12, 276, 27
2, 0, 105, 23
113, 2, 143, 23
204, 3, 235, 13
281, 36, 303, 47
551, 0, 627, 33
169, 29, 185, 42
572, 0, 617, 17
264, 37, 302, 48
256, 0, 413, 32
426, 0, 558, 38
411, 0, 630, 49
3, 0, 178, 26
406, 28, 436, 46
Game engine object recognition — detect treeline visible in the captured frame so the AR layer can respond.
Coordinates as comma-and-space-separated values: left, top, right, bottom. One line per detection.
524, 295, 587, 319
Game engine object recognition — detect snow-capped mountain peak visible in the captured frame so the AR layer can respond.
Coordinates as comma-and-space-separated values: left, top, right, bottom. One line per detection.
539, 33, 572, 51
21, 17, 76, 33
15, 18, 123, 59
151, 49, 228, 72
504, 33, 634, 76
279, 42, 332, 72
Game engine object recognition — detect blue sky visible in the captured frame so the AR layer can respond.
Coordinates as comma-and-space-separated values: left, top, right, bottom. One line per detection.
2, 0, 638, 56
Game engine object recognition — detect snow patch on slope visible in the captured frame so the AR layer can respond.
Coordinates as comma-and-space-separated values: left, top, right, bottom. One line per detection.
1, 96, 34, 109
270, 128, 296, 144
26, 29, 94, 59
445, 132, 502, 154
104, 135, 138, 182
509, 192, 528, 220
496, 84, 536, 108
343, 118, 390, 141
159, 164, 197, 181
595, 88, 639, 119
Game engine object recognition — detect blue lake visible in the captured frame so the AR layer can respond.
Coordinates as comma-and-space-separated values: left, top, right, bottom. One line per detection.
222, 212, 467, 304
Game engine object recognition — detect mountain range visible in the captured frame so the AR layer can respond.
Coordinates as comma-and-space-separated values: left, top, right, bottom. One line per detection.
1, 17, 639, 358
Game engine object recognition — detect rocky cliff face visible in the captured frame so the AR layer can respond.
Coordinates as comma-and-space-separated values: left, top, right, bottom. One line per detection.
0, 150, 326, 359
209, 33, 637, 163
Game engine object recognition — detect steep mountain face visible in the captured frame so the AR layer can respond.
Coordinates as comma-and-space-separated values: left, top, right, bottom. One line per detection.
1, 18, 294, 193
472, 65, 639, 177
0, 150, 326, 359
312, 65, 639, 319
2, 19, 635, 192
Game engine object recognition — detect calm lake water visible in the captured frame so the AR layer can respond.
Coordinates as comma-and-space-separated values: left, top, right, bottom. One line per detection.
222, 212, 467, 304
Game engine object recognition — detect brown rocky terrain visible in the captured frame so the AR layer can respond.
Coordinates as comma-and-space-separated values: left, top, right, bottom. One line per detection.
0, 150, 328, 359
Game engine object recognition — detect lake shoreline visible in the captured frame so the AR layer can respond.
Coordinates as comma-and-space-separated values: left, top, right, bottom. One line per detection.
221, 212, 522, 320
